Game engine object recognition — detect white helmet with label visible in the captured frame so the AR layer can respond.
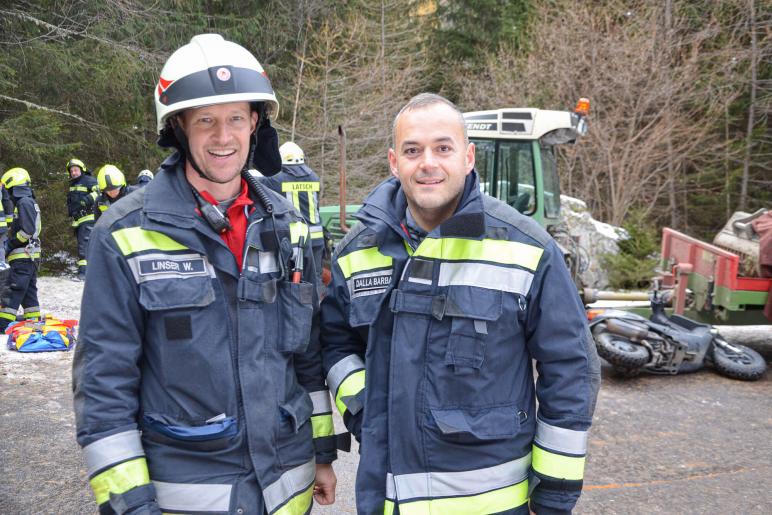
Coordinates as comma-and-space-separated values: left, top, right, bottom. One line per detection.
279, 142, 305, 165
154, 34, 279, 134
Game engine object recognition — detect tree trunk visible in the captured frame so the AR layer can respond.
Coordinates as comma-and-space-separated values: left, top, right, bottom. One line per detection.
739, 0, 757, 210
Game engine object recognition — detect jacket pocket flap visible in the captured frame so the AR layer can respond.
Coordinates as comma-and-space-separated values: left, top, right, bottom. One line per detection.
280, 393, 314, 433
138, 276, 215, 311
430, 404, 519, 440
445, 286, 502, 321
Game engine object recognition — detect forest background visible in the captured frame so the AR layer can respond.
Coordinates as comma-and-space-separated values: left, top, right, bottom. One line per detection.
0, 0, 769, 274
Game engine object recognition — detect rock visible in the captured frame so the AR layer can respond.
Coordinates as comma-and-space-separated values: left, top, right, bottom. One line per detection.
560, 195, 627, 289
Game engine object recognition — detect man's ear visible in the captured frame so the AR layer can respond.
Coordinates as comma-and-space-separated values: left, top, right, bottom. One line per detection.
388, 148, 399, 178
250, 110, 259, 133
465, 142, 475, 175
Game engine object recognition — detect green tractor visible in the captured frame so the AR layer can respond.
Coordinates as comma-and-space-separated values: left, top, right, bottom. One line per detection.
320, 99, 590, 256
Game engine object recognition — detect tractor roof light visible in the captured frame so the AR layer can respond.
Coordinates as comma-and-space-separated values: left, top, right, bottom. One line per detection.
575, 98, 590, 117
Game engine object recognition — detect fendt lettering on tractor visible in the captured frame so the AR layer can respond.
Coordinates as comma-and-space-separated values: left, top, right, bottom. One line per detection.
320, 99, 590, 268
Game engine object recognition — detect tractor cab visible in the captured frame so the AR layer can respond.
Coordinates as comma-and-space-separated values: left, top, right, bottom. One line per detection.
464, 99, 588, 229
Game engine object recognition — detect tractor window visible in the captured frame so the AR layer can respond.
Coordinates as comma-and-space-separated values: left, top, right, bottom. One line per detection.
498, 141, 535, 215
472, 139, 495, 195
540, 144, 560, 218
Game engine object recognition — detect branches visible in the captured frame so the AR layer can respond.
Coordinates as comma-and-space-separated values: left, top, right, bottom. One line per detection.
0, 94, 105, 129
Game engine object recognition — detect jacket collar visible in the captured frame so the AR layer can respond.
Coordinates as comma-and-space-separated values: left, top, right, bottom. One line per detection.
143, 152, 290, 222
358, 170, 486, 240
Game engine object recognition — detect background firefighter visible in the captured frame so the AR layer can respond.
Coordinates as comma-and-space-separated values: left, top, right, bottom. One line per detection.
260, 141, 326, 290
94, 164, 139, 221
65, 158, 98, 280
0, 167, 42, 331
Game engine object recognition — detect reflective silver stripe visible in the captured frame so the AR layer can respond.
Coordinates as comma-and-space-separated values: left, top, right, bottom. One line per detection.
125, 252, 216, 283
309, 390, 332, 415
154, 481, 232, 512
259, 251, 280, 274
535, 418, 588, 455
309, 225, 323, 235
386, 473, 397, 500
263, 458, 316, 513
83, 430, 145, 477
393, 454, 531, 500
23, 306, 40, 313
2, 307, 18, 315
438, 262, 534, 295
326, 354, 366, 396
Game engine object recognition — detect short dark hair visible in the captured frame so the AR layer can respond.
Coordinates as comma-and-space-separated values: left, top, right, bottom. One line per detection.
391, 93, 468, 147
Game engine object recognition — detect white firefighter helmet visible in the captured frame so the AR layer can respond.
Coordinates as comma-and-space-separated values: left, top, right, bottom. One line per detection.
138, 169, 154, 180
154, 34, 279, 134
280, 142, 305, 165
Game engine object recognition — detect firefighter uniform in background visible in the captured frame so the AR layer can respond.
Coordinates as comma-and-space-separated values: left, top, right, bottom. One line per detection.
0, 168, 41, 331
136, 169, 154, 187
94, 164, 139, 221
0, 184, 9, 269
322, 172, 601, 514
66, 158, 99, 280
73, 34, 337, 514
261, 142, 325, 288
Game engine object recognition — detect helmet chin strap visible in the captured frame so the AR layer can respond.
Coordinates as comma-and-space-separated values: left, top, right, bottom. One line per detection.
171, 119, 208, 181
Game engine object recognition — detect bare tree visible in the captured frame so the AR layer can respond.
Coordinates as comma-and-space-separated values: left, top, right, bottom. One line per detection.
458, 0, 752, 227
283, 1, 429, 204
739, 0, 758, 210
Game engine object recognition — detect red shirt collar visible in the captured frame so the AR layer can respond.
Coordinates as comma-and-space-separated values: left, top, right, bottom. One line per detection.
198, 179, 254, 210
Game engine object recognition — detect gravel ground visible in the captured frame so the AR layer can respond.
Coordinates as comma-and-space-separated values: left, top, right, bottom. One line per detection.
1, 277, 769, 514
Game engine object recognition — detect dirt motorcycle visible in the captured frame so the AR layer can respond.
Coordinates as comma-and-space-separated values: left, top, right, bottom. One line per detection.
587, 293, 767, 380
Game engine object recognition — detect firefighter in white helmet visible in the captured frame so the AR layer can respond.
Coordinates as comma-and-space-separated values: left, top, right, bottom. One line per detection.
135, 169, 155, 187
261, 142, 326, 291
73, 34, 339, 515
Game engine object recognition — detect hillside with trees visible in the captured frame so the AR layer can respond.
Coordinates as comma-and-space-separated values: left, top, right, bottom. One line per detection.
0, 0, 769, 271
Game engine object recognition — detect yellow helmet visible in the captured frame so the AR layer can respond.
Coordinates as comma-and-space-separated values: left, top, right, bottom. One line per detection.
280, 142, 305, 165
66, 158, 87, 175
1, 167, 32, 189
97, 164, 127, 191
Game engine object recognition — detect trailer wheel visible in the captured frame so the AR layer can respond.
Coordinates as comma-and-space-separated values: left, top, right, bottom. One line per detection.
710, 342, 766, 381
593, 329, 650, 368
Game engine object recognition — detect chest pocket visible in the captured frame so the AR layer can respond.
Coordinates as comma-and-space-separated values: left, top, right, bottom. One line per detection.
278, 280, 314, 354
444, 286, 503, 373
348, 287, 390, 327
138, 276, 215, 311
237, 276, 314, 354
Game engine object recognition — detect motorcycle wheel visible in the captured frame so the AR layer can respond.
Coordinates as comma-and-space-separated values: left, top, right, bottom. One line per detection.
709, 343, 767, 381
594, 330, 650, 368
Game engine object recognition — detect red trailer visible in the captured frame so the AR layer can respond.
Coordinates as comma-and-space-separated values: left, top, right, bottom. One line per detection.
657, 228, 770, 324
